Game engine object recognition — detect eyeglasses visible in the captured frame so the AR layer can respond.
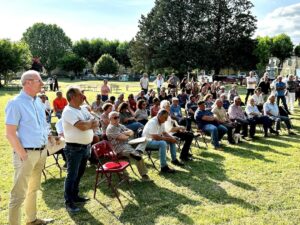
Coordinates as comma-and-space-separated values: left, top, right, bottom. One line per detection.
112, 116, 119, 120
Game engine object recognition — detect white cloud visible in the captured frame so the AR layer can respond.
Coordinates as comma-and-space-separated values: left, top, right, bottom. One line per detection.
256, 3, 300, 44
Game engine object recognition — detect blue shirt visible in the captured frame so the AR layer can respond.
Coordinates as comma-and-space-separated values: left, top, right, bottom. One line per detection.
275, 82, 286, 96
170, 104, 182, 118
195, 109, 218, 129
5, 90, 48, 148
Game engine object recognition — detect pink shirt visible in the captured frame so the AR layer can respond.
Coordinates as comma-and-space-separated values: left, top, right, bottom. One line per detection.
101, 85, 110, 96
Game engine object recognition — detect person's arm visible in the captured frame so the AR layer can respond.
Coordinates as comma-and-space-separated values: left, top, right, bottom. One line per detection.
74, 119, 99, 131
6, 125, 28, 161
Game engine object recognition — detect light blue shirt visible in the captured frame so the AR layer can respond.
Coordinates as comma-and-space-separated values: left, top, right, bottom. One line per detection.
170, 104, 182, 118
263, 102, 279, 117
5, 90, 48, 148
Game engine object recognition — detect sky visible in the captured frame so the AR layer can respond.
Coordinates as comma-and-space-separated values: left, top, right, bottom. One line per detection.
0, 0, 299, 44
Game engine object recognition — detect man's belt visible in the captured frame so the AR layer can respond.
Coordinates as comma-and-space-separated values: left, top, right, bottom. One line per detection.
24, 145, 46, 151
66, 143, 89, 148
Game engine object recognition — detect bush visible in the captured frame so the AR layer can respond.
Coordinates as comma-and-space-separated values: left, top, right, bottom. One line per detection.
93, 54, 119, 75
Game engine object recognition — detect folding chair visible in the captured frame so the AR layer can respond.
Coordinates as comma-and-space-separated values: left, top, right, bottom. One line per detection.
92, 140, 130, 208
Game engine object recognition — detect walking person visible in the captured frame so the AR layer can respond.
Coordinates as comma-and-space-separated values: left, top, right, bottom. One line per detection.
6, 70, 52, 225
62, 87, 100, 212
245, 71, 257, 104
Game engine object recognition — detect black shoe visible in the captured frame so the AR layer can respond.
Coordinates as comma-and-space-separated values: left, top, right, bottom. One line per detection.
188, 153, 193, 157
161, 165, 176, 173
289, 131, 296, 135
130, 153, 142, 161
180, 157, 193, 162
171, 159, 184, 166
74, 196, 90, 203
66, 203, 80, 213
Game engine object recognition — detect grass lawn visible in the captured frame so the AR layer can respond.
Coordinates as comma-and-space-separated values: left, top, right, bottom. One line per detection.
1, 80, 300, 225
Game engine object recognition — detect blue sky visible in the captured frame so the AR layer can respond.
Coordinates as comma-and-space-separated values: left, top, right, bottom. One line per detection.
0, 0, 299, 43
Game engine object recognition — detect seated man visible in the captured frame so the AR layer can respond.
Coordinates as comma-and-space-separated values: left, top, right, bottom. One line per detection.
195, 100, 228, 150
53, 91, 68, 119
263, 95, 296, 135
185, 95, 198, 121
106, 111, 151, 181
143, 109, 181, 173
228, 96, 256, 139
170, 97, 191, 131
246, 97, 278, 137
211, 99, 236, 144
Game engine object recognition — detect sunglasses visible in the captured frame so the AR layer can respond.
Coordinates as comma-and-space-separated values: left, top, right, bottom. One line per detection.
112, 116, 119, 120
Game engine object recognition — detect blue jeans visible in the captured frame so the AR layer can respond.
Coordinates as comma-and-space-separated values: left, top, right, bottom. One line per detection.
64, 144, 90, 204
146, 140, 177, 167
126, 122, 144, 132
202, 124, 228, 147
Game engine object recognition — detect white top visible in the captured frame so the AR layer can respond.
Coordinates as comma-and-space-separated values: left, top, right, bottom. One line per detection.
62, 105, 94, 144
252, 94, 264, 105
140, 77, 149, 89
245, 105, 262, 119
164, 116, 174, 135
142, 117, 165, 140
154, 77, 164, 88
55, 119, 64, 135
246, 76, 256, 89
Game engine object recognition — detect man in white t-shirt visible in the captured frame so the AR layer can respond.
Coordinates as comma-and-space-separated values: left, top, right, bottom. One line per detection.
62, 87, 99, 213
140, 73, 149, 94
142, 109, 180, 173
245, 71, 257, 104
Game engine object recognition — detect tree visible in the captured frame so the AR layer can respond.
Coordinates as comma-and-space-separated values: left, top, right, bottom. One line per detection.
0, 39, 32, 87
93, 54, 119, 75
295, 44, 300, 57
22, 23, 72, 73
58, 53, 87, 76
254, 36, 273, 73
130, 0, 256, 77
116, 42, 131, 67
271, 34, 293, 69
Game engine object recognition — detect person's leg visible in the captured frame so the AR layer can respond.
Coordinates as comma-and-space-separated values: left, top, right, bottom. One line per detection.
224, 123, 234, 143
146, 140, 167, 168
173, 132, 193, 159
245, 89, 251, 104
236, 118, 249, 137
168, 142, 177, 161
72, 146, 89, 200
281, 96, 289, 113
9, 151, 40, 225
217, 124, 228, 140
279, 116, 292, 130
126, 122, 144, 132
24, 149, 47, 223
64, 145, 82, 204
247, 118, 256, 138
203, 124, 219, 148
289, 92, 295, 111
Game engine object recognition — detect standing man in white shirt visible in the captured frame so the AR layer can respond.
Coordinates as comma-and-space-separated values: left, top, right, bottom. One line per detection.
245, 71, 257, 104
140, 73, 149, 94
62, 87, 99, 213
154, 74, 164, 94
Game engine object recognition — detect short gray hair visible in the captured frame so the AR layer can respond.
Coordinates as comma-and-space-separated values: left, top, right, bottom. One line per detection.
160, 100, 170, 109
20, 70, 40, 86
108, 111, 119, 119
66, 86, 81, 102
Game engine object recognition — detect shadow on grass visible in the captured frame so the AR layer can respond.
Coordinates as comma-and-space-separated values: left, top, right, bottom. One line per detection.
118, 180, 198, 224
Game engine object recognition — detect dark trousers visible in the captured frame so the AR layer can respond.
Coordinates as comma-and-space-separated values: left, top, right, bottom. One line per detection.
173, 131, 193, 159
64, 144, 90, 204
252, 116, 272, 134
178, 117, 192, 131
222, 122, 235, 143
235, 118, 256, 138
245, 89, 255, 104
277, 95, 289, 113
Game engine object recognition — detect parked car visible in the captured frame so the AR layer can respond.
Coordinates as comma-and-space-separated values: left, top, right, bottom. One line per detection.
225, 74, 238, 83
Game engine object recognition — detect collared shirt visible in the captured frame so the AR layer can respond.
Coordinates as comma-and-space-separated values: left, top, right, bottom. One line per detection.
154, 77, 164, 88
194, 109, 218, 129
5, 90, 48, 148
245, 105, 261, 119
228, 104, 246, 120
276, 82, 286, 96
170, 104, 182, 118
142, 117, 165, 140
263, 102, 279, 117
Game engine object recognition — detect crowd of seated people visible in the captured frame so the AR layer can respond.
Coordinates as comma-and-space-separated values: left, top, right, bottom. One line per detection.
39, 73, 298, 176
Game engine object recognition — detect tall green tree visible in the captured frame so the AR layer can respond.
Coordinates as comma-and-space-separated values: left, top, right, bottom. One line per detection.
0, 39, 32, 87
58, 53, 87, 76
22, 23, 72, 73
271, 33, 293, 68
130, 0, 256, 76
254, 36, 273, 73
295, 44, 300, 57
93, 54, 119, 75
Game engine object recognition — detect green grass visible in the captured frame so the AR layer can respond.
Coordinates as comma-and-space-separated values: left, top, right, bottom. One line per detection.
1, 80, 300, 225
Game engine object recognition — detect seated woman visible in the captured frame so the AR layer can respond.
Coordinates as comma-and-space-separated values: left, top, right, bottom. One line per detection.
220, 93, 230, 110
252, 88, 264, 112
91, 94, 104, 117
118, 102, 144, 133
150, 97, 160, 117
127, 93, 137, 112
160, 100, 194, 161
100, 103, 113, 135
203, 94, 214, 111
115, 93, 125, 109
135, 100, 149, 125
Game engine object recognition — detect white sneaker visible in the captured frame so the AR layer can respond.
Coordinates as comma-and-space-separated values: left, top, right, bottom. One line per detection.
233, 134, 241, 144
